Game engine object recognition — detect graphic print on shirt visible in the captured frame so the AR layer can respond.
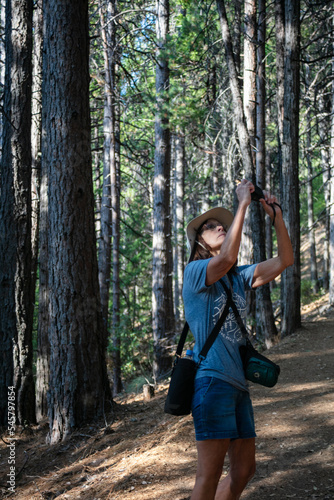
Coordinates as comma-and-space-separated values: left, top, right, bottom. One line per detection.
213, 290, 246, 343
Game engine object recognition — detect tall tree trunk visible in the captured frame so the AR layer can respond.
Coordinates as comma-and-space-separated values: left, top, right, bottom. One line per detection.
243, 0, 257, 164
32, 0, 47, 422
216, 0, 253, 178
330, 155, 334, 304
0, 0, 5, 148
98, 0, 114, 335
31, 0, 43, 298
255, 0, 278, 346
318, 94, 330, 291
275, 0, 285, 157
112, 73, 122, 395
206, 58, 219, 205
232, 0, 242, 75
305, 59, 318, 292
231, 0, 242, 208
329, 10, 334, 305
0, 0, 35, 426
98, 0, 122, 395
275, 0, 284, 204
281, 0, 301, 335
239, 0, 255, 261
256, 0, 265, 189
43, 0, 111, 443
36, 167, 49, 421
274, 0, 285, 274
36, 1, 48, 417
93, 124, 102, 239
152, 0, 174, 380
265, 154, 274, 274
173, 132, 185, 333
240, 0, 256, 329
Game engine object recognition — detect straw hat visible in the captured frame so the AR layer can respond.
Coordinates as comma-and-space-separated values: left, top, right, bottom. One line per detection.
186, 206, 234, 254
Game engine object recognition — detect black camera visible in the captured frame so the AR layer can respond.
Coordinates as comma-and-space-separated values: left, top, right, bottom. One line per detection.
251, 185, 265, 202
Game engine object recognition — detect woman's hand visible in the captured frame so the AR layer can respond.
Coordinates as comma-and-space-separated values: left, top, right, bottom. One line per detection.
252, 190, 293, 287
236, 179, 254, 207
259, 191, 282, 224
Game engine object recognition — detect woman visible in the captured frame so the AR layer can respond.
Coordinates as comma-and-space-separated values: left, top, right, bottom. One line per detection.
183, 179, 294, 500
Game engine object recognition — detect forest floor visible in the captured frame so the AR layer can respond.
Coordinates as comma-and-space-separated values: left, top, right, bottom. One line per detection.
1, 293, 334, 500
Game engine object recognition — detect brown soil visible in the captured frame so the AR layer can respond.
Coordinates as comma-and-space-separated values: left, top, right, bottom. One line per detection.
1, 297, 334, 500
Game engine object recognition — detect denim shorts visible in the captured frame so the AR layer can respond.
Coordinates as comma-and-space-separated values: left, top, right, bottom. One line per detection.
192, 376, 256, 441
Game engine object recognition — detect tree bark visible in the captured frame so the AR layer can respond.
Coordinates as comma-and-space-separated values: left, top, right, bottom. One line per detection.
281, 0, 301, 335
265, 155, 274, 274
318, 94, 330, 291
216, 0, 254, 177
305, 59, 318, 292
275, 0, 285, 154
330, 164, 334, 304
43, 0, 111, 443
31, 0, 43, 295
0, 0, 5, 146
239, 0, 256, 329
93, 124, 102, 239
152, 0, 174, 380
36, 165, 49, 421
256, 0, 266, 188
243, 0, 257, 164
239, 0, 256, 277
231, 0, 242, 209
232, 0, 242, 75
0, 0, 35, 426
329, 9, 334, 305
217, 0, 254, 270
173, 132, 185, 333
35, 0, 48, 420
98, 0, 114, 335
254, 0, 279, 347
98, 0, 122, 395
32, 0, 45, 420
112, 73, 122, 396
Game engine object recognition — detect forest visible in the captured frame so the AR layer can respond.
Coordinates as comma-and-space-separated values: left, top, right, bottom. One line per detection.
0, 0, 334, 445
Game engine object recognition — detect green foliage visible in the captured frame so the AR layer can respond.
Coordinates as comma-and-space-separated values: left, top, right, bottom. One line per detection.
108, 322, 153, 381
87, 0, 333, 391
125, 375, 154, 394
265, 279, 325, 310
299, 168, 326, 232
301, 280, 326, 306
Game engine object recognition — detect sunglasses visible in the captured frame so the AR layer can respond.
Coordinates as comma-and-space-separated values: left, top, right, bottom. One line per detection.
199, 222, 227, 233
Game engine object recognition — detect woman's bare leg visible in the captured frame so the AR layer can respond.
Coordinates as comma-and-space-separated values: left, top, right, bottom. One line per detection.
190, 439, 230, 500
214, 438, 256, 500
190, 438, 255, 500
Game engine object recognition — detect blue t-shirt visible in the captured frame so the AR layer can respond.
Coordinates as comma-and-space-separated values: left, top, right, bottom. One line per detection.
182, 259, 257, 392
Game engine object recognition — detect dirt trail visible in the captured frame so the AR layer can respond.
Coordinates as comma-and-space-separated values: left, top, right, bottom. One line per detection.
1, 302, 334, 500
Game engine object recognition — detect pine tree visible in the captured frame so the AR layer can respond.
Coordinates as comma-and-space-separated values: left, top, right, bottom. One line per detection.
0, 0, 35, 426
42, 0, 111, 442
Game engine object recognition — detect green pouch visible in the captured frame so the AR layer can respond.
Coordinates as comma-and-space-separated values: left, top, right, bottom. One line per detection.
220, 279, 281, 389
239, 340, 280, 388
